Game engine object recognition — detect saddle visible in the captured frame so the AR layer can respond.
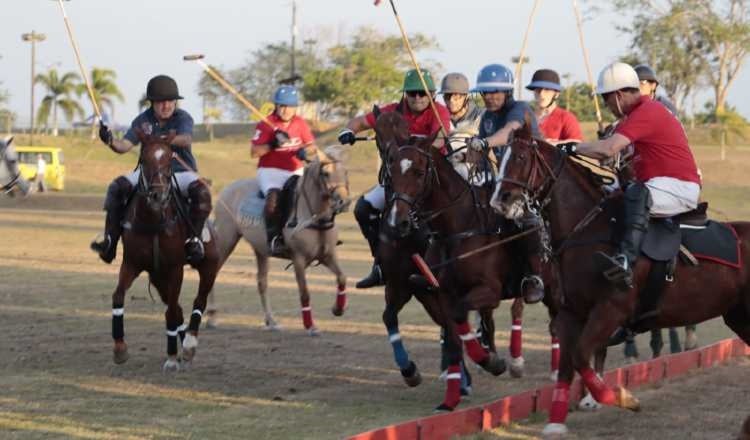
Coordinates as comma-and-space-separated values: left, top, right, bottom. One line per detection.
629, 202, 741, 328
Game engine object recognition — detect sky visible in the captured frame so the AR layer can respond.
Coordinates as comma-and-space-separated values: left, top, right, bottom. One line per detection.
1, 0, 748, 127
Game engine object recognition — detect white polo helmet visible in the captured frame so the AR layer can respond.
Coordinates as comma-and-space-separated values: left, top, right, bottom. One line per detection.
596, 62, 640, 95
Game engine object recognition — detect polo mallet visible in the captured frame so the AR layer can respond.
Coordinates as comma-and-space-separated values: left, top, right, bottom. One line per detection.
183, 54, 273, 126
513, 0, 542, 96
386, 0, 449, 139
572, 0, 604, 133
54, 0, 101, 121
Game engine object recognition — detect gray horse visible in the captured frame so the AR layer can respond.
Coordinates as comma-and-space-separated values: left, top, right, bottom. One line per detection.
0, 137, 31, 197
208, 146, 351, 335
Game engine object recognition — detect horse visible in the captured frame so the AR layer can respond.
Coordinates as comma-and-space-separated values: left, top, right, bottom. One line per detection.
489, 128, 750, 438
209, 146, 351, 335
381, 120, 562, 406
110, 130, 220, 371
739, 414, 750, 440
0, 137, 31, 197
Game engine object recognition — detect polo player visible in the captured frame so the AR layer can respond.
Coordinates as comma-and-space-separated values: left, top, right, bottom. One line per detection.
634, 64, 678, 115
338, 69, 451, 288
94, 75, 211, 267
467, 63, 546, 304
251, 85, 318, 257
526, 69, 583, 145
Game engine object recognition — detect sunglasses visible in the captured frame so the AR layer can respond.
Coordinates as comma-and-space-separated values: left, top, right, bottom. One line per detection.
406, 90, 429, 98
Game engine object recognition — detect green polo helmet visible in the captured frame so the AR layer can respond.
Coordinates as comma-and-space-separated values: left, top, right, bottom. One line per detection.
402, 69, 436, 92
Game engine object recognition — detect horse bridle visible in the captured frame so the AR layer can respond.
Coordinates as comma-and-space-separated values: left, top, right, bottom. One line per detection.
496, 137, 566, 211
386, 145, 437, 219
296, 159, 350, 227
137, 159, 174, 210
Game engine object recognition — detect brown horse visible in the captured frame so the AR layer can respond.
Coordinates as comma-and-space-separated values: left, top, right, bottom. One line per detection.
209, 146, 350, 335
490, 129, 750, 438
110, 130, 219, 371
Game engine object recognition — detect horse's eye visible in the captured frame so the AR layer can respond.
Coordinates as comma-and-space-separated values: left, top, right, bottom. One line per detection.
321, 171, 330, 179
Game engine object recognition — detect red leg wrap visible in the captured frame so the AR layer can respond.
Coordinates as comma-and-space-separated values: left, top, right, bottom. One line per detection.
510, 318, 522, 359
441, 364, 461, 409
549, 381, 570, 423
579, 367, 615, 405
301, 298, 313, 329
550, 336, 560, 372
457, 322, 488, 363
335, 284, 347, 310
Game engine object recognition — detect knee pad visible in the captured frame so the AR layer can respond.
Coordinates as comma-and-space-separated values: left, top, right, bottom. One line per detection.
354, 196, 378, 225
187, 180, 212, 216
104, 176, 133, 210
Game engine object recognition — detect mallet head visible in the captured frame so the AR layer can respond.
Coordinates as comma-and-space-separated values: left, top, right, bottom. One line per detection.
183, 54, 205, 61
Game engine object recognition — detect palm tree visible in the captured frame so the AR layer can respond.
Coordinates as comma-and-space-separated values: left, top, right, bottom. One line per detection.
35, 69, 83, 136
82, 67, 125, 137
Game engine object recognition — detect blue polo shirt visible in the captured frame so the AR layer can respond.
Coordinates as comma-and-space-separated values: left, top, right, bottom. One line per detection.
124, 107, 196, 173
479, 100, 542, 139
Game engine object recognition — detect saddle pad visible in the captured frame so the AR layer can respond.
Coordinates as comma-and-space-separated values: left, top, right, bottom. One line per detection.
681, 221, 741, 268
238, 193, 265, 227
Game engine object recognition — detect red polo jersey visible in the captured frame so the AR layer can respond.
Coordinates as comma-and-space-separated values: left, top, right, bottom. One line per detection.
252, 113, 315, 171
364, 100, 452, 137
615, 96, 700, 184
538, 107, 583, 142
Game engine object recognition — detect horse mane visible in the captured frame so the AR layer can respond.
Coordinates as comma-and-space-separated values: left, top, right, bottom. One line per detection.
534, 138, 613, 196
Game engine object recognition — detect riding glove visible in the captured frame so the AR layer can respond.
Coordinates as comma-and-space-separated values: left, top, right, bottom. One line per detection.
597, 124, 616, 140
269, 129, 290, 149
99, 122, 113, 146
468, 136, 489, 151
338, 129, 356, 145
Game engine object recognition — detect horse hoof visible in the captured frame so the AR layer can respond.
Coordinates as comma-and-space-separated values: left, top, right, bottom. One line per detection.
434, 403, 454, 412
113, 342, 129, 365
162, 357, 181, 373
264, 323, 282, 332
542, 423, 568, 439
616, 387, 641, 412
509, 356, 525, 378
577, 393, 602, 411
479, 353, 507, 376
331, 305, 345, 317
550, 370, 559, 382
401, 362, 422, 387
307, 327, 320, 337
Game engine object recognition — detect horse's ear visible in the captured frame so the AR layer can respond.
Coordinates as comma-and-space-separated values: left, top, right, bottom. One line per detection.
372, 105, 381, 120
5, 136, 13, 146
515, 110, 533, 140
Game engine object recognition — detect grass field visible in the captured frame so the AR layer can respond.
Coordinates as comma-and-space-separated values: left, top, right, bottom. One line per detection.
1, 132, 748, 439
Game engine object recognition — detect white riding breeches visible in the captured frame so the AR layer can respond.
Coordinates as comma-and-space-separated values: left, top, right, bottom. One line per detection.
257, 167, 304, 196
645, 176, 700, 217
125, 169, 198, 197
363, 184, 386, 211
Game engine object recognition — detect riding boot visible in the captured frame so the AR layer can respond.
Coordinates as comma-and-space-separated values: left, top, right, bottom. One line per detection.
264, 189, 288, 257
595, 181, 652, 288
519, 213, 545, 304
185, 180, 211, 267
354, 196, 384, 288
91, 176, 132, 264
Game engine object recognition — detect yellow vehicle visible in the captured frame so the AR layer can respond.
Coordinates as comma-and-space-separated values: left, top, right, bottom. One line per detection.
14, 146, 66, 191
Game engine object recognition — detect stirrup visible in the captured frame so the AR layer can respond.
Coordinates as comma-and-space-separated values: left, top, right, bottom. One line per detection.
269, 235, 289, 256
594, 252, 633, 287
185, 237, 205, 264
91, 234, 116, 264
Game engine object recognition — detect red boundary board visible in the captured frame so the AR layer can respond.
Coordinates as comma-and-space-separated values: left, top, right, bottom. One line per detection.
346, 337, 749, 440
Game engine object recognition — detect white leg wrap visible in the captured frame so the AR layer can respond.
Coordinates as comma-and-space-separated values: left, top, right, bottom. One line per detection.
182, 333, 198, 350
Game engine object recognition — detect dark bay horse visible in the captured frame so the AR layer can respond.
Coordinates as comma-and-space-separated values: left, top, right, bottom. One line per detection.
490, 130, 750, 438
0, 137, 31, 197
371, 112, 507, 411
111, 130, 219, 371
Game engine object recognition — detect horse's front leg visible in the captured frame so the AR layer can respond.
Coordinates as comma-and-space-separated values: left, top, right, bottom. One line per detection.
112, 263, 140, 364
574, 299, 640, 413
291, 255, 318, 336
457, 286, 506, 376
544, 308, 581, 438
321, 249, 347, 317
384, 284, 422, 387
182, 245, 219, 363
162, 266, 185, 372
578, 345, 607, 412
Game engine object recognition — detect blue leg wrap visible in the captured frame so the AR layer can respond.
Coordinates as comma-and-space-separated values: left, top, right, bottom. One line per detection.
387, 327, 410, 370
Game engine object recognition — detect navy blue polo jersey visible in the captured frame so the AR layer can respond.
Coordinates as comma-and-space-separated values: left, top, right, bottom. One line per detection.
124, 107, 197, 173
